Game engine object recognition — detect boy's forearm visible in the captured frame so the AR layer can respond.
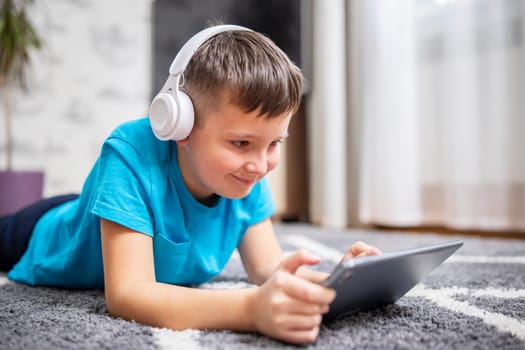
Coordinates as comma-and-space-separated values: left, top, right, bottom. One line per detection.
106, 280, 257, 332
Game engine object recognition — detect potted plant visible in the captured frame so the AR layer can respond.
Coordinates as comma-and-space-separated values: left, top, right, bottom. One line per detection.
0, 0, 43, 215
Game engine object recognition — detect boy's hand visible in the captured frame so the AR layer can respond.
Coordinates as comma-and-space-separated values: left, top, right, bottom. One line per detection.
343, 241, 382, 260
249, 250, 335, 344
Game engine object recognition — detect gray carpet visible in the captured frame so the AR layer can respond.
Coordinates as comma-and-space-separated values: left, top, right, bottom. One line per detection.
1, 223, 524, 349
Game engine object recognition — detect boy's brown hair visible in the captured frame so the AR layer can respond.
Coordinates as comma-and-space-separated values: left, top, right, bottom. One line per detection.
182, 30, 304, 123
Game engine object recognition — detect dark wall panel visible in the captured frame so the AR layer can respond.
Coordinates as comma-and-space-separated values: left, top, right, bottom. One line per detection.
152, 0, 302, 94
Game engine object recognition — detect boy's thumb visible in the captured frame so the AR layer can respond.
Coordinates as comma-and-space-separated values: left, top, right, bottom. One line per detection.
279, 249, 321, 274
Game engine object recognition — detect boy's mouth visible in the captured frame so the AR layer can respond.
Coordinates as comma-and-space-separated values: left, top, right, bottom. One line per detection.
230, 174, 257, 187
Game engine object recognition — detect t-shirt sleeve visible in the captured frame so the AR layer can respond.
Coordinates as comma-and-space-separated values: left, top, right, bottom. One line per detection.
89, 137, 155, 236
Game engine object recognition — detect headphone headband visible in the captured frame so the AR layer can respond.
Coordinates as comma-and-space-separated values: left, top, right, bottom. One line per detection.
169, 24, 252, 76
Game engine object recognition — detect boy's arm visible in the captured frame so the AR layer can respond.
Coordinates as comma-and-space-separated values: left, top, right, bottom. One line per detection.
100, 219, 255, 331
101, 218, 335, 344
238, 218, 328, 284
237, 218, 283, 285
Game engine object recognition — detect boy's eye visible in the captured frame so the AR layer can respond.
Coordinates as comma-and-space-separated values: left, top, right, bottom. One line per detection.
270, 140, 283, 147
232, 140, 249, 147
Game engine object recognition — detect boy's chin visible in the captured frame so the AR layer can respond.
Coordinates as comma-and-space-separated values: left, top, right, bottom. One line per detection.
219, 188, 253, 200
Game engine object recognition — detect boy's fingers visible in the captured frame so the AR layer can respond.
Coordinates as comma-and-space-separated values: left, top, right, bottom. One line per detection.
286, 299, 331, 315
280, 313, 323, 330
280, 273, 336, 304
347, 241, 382, 259
280, 326, 320, 345
279, 250, 321, 274
353, 251, 367, 259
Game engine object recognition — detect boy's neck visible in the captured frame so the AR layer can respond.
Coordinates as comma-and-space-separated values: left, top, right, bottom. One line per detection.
199, 193, 220, 207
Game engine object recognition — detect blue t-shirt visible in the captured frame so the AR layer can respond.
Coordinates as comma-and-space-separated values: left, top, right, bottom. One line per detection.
8, 118, 275, 288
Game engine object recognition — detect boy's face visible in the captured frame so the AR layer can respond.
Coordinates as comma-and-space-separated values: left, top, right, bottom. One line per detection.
176, 100, 291, 202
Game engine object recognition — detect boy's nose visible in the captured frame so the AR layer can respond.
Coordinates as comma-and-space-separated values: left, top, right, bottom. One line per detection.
245, 154, 268, 175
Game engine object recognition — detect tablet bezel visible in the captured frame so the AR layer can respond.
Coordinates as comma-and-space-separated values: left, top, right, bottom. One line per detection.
321, 240, 463, 322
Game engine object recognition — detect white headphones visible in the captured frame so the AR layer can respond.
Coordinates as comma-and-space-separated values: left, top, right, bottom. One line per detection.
149, 24, 252, 141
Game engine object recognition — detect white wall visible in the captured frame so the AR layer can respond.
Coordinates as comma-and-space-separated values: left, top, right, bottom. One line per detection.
0, 0, 152, 196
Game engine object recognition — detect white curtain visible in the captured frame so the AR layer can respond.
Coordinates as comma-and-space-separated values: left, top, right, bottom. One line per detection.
306, 0, 348, 228
308, 0, 525, 232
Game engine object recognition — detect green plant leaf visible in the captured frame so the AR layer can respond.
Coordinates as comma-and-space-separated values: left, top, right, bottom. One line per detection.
0, 0, 42, 88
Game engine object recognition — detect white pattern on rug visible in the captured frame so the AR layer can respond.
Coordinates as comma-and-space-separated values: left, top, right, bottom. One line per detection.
408, 285, 525, 341
0, 273, 11, 286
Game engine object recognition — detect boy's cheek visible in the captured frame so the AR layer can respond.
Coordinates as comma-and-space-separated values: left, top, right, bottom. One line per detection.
267, 158, 280, 173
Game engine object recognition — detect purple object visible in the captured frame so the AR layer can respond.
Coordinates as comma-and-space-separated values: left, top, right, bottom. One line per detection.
0, 170, 44, 216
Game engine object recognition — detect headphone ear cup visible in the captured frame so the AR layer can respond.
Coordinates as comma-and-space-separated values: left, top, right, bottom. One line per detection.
150, 93, 176, 140
172, 90, 195, 140
149, 91, 194, 141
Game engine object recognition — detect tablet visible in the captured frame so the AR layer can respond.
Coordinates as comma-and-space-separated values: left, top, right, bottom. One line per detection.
321, 240, 463, 322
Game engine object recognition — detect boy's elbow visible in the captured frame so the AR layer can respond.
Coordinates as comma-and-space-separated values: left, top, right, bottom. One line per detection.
104, 287, 127, 318
248, 268, 273, 286
104, 283, 141, 321
248, 275, 264, 286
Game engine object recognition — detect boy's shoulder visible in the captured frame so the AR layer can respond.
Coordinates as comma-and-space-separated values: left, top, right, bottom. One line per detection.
110, 117, 153, 139
105, 117, 171, 163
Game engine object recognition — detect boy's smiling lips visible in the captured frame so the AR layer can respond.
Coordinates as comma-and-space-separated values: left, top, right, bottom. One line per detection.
230, 174, 258, 186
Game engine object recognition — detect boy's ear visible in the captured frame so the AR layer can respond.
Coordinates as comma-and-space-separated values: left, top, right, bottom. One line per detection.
175, 137, 190, 146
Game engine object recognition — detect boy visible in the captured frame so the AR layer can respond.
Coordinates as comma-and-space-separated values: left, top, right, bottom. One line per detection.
0, 25, 380, 344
